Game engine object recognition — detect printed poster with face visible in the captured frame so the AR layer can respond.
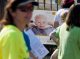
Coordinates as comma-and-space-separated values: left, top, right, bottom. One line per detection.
24, 29, 49, 59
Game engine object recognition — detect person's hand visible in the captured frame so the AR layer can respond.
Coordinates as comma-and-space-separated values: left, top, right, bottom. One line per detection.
32, 56, 38, 59
54, 21, 59, 28
50, 32, 57, 40
49, 30, 59, 45
30, 51, 38, 59
28, 23, 35, 28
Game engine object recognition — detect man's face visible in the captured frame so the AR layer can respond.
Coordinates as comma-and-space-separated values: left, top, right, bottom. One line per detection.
12, 3, 33, 26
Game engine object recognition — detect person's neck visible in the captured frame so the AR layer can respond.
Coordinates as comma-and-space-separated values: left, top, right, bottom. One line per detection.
14, 22, 25, 31
17, 25, 25, 31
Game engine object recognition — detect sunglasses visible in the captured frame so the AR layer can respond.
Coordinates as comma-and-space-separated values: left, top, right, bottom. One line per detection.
17, 6, 34, 12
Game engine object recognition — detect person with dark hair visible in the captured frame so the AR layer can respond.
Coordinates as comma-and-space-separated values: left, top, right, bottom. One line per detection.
50, 11, 68, 59
51, 4, 80, 59
0, 0, 38, 59
53, 0, 74, 28
61, 0, 74, 8
50, 0, 73, 58
77, 0, 80, 3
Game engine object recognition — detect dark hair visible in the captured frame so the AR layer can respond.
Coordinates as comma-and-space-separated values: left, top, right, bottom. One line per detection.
0, 0, 7, 20
0, 0, 37, 25
0, 0, 21, 25
66, 4, 80, 31
61, 0, 74, 8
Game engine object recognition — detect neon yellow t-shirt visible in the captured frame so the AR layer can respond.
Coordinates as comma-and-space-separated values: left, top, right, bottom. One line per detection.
0, 25, 29, 59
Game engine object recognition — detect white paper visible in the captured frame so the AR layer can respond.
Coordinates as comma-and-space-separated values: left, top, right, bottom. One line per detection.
36, 35, 56, 45
24, 29, 49, 59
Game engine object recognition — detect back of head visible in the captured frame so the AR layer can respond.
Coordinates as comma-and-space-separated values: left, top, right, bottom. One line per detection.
66, 4, 80, 30
61, 0, 74, 8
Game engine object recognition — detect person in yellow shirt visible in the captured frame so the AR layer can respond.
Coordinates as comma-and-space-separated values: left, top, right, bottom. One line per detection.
0, 0, 38, 59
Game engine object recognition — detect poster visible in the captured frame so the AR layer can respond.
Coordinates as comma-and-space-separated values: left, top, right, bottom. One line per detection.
24, 29, 49, 59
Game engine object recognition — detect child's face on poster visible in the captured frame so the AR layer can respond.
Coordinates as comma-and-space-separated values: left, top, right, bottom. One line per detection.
35, 16, 47, 29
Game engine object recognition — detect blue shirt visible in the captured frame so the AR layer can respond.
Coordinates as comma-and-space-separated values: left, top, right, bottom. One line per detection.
23, 32, 31, 51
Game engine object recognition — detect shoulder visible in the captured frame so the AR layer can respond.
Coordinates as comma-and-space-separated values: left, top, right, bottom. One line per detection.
56, 9, 65, 14
56, 9, 68, 15
0, 25, 22, 38
71, 27, 80, 33
54, 9, 65, 20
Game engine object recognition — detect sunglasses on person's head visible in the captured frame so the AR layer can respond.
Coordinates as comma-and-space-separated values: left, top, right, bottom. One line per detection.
17, 5, 34, 12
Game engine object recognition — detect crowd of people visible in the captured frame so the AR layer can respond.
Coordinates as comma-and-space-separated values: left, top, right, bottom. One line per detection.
0, 0, 80, 59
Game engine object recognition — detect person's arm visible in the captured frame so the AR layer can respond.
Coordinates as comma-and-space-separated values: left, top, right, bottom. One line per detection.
50, 26, 60, 46
54, 21, 59, 28
50, 48, 58, 59
53, 9, 63, 28
50, 32, 59, 45
48, 20, 59, 28
30, 51, 38, 59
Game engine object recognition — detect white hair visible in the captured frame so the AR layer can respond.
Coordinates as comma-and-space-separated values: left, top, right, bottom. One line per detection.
34, 14, 49, 23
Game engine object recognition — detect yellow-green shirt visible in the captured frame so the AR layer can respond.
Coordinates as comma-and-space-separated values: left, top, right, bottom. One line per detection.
55, 23, 80, 59
0, 25, 29, 59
